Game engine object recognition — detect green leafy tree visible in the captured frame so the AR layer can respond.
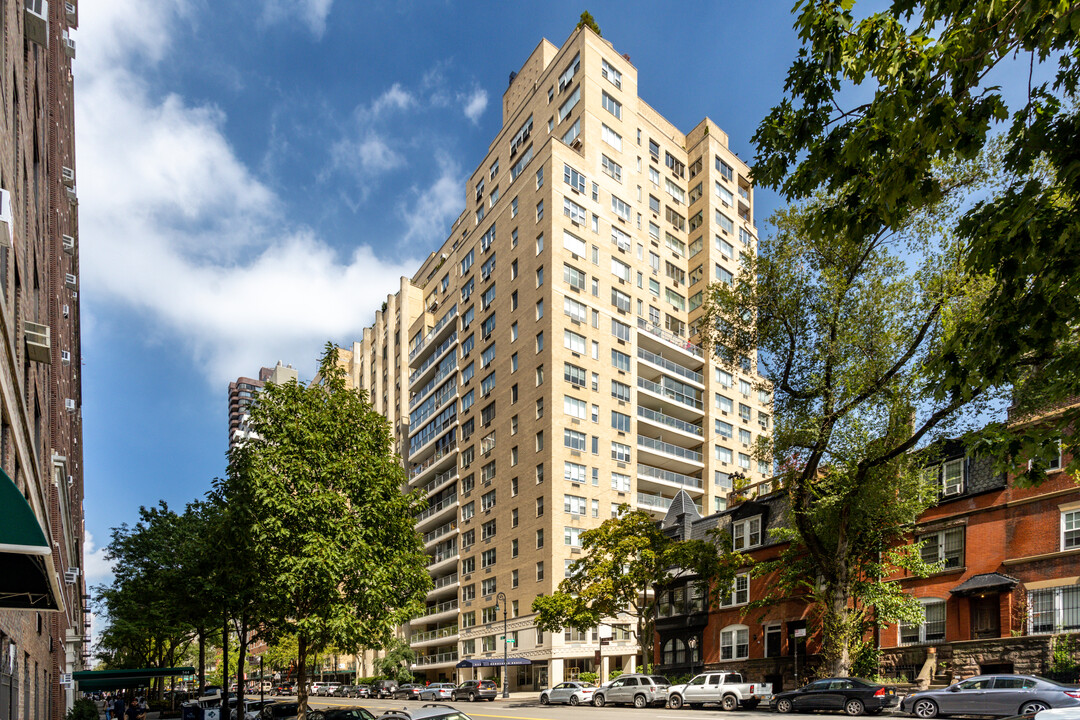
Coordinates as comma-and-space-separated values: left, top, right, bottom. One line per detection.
223, 343, 431, 717
532, 507, 740, 668
753, 0, 1080, 480
371, 638, 415, 684
576, 11, 601, 36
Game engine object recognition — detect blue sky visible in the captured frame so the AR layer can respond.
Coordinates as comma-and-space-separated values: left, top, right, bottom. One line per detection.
78, 2, 803, 597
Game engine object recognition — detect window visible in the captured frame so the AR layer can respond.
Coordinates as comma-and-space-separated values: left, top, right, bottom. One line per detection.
732, 517, 762, 550
601, 91, 622, 119
665, 178, 685, 204
611, 472, 630, 492
565, 526, 583, 547
481, 489, 496, 510
558, 85, 580, 122
564, 362, 587, 388
481, 578, 497, 596
665, 288, 685, 311
481, 548, 496, 568
564, 494, 587, 515
561, 118, 582, 146
919, 527, 964, 569
717, 211, 734, 235
564, 296, 587, 322
602, 154, 622, 182
611, 257, 631, 281
900, 599, 947, 644
611, 411, 631, 433
612, 226, 631, 253
481, 373, 496, 397
462, 611, 476, 628
558, 52, 580, 91
719, 625, 749, 660
564, 329, 586, 354
611, 380, 630, 402
716, 265, 734, 285
564, 461, 587, 483
611, 318, 631, 341
536, 265, 544, 286
717, 235, 734, 259
564, 263, 587, 291
612, 350, 630, 372
1028, 585, 1080, 634
611, 442, 631, 463
564, 428, 586, 451
718, 573, 750, 608
564, 395, 588, 420
462, 584, 476, 602
564, 163, 586, 193
1065, 509, 1080, 550
602, 124, 622, 151
716, 420, 733, 439
716, 156, 734, 181
536, 200, 544, 220
924, 459, 965, 496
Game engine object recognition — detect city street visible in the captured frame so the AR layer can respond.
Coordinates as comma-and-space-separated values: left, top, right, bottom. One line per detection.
301, 695, 899, 720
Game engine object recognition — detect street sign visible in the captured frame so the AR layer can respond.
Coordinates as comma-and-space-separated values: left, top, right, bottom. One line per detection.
598, 625, 612, 639
60, 674, 72, 687
600, 639, 610, 646
794, 628, 806, 638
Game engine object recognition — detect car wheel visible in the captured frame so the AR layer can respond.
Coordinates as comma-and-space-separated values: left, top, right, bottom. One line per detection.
469, 692, 476, 702
722, 694, 738, 711
912, 699, 939, 719
450, 693, 457, 702
593, 694, 606, 708
539, 694, 549, 706
634, 694, 648, 708
776, 698, 793, 714
1020, 702, 1050, 715
669, 695, 684, 710
570, 695, 580, 706
845, 699, 865, 716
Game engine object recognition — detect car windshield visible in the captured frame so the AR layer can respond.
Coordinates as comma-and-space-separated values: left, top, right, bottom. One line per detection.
1031, 676, 1068, 688
480, 681, 496, 688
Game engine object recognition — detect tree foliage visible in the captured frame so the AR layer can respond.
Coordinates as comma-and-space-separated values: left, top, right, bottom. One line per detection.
371, 638, 414, 684
576, 11, 601, 36
532, 506, 740, 668
222, 343, 431, 716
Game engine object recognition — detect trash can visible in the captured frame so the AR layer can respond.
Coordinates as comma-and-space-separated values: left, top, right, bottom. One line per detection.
181, 705, 204, 720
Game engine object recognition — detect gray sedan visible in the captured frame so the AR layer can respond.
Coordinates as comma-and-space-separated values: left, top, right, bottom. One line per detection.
418, 683, 455, 701
901, 675, 1080, 718
539, 682, 597, 706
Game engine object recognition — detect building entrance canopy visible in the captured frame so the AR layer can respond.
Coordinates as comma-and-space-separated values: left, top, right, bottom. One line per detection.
73, 667, 197, 691
456, 658, 532, 668
0, 468, 65, 611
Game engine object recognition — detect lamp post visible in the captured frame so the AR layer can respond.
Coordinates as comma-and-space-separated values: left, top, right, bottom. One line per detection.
687, 636, 698, 678
494, 591, 509, 698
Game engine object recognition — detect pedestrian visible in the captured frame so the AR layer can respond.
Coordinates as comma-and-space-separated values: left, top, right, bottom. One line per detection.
105, 694, 112, 720
113, 695, 125, 720
126, 697, 144, 720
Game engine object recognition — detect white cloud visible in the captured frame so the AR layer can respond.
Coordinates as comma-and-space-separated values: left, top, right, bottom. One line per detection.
83, 529, 113, 585
399, 154, 464, 246
261, 0, 335, 38
462, 87, 488, 123
77, 1, 419, 385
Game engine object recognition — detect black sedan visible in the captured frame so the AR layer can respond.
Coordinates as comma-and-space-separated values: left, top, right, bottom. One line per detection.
773, 677, 899, 716
392, 684, 423, 701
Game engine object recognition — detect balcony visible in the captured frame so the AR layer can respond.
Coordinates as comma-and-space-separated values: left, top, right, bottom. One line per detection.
426, 543, 459, 569
410, 358, 458, 411
424, 521, 457, 546
418, 599, 459, 621
637, 377, 704, 422
410, 625, 459, 646
427, 572, 459, 598
410, 444, 457, 482
637, 347, 703, 385
638, 463, 703, 493
409, 332, 458, 388
412, 651, 459, 669
417, 467, 458, 496
415, 493, 459, 530
636, 491, 703, 515
637, 435, 703, 474
410, 305, 459, 363
637, 317, 702, 360
637, 406, 702, 438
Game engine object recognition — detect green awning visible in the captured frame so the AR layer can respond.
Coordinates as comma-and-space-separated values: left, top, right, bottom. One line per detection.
0, 467, 65, 611
73, 667, 197, 691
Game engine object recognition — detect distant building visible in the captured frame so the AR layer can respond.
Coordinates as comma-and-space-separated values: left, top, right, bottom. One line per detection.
228, 362, 298, 450
0, 0, 87, 717
339, 23, 773, 690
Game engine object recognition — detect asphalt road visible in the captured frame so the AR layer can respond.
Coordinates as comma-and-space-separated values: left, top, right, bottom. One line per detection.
299, 695, 891, 720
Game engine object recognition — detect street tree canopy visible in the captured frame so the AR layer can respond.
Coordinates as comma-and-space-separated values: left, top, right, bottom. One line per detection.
224, 343, 430, 716
532, 506, 741, 669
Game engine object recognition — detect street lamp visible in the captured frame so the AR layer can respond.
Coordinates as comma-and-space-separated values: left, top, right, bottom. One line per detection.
494, 591, 509, 698
687, 636, 698, 678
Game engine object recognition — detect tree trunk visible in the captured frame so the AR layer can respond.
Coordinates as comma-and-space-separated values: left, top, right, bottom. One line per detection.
297, 634, 309, 720
236, 617, 248, 720
198, 627, 206, 693
222, 615, 230, 717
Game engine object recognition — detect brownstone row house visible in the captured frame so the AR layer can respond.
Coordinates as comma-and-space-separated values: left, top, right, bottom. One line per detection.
658, 404, 1080, 690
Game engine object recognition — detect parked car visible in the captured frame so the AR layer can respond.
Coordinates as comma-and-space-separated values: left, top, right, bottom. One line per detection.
419, 684, 455, 701
393, 684, 423, 700
374, 680, 398, 699
260, 703, 302, 720
539, 681, 596, 706
331, 686, 355, 698
451, 680, 498, 702
232, 700, 276, 720
592, 674, 671, 708
667, 672, 774, 710
352, 686, 371, 699
272, 684, 294, 696
318, 683, 342, 697
373, 705, 475, 720
308, 709, 376, 720
901, 675, 1080, 718
773, 677, 899, 716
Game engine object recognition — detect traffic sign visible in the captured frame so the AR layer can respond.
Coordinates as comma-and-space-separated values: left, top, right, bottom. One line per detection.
794, 628, 806, 637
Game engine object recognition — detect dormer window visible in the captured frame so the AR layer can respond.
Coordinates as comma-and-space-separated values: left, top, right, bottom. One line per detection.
732, 516, 761, 550
924, 458, 964, 497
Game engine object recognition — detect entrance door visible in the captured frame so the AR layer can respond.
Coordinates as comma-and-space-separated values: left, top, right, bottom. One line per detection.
971, 596, 1000, 639
537, 667, 547, 691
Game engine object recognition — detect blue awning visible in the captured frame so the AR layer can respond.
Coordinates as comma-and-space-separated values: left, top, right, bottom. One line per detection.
456, 658, 532, 668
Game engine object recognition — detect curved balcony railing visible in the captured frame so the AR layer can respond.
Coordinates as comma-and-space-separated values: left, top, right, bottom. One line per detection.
637, 435, 703, 463
410, 444, 455, 480
638, 463, 703, 490
410, 332, 457, 385
420, 468, 457, 496
419, 599, 458, 618
637, 318, 702, 358
410, 305, 459, 362
637, 347, 703, 384
413, 651, 459, 667
424, 522, 457, 545
415, 493, 458, 523
637, 406, 702, 437
638, 377, 703, 410
410, 625, 459, 644
430, 573, 459, 591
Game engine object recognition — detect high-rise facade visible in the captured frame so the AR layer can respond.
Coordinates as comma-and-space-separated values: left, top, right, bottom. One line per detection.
341, 25, 772, 690
227, 362, 298, 451
0, 1, 87, 718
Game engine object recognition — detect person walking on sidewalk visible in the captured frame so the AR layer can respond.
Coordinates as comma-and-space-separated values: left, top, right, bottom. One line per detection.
113, 695, 125, 720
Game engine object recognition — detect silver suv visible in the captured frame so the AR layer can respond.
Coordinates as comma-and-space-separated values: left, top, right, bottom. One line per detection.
593, 674, 671, 708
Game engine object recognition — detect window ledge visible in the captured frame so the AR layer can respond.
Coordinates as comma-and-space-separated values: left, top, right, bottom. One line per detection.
1003, 546, 1080, 566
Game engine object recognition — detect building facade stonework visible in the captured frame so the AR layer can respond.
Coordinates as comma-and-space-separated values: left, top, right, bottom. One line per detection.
341, 25, 773, 690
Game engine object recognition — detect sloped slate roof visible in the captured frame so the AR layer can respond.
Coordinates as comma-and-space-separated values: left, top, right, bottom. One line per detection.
949, 572, 1020, 596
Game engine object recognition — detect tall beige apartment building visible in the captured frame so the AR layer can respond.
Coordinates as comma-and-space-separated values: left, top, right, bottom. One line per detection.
340, 25, 772, 691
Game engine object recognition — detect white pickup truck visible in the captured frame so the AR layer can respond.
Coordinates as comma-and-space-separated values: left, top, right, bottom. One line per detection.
666, 671, 773, 710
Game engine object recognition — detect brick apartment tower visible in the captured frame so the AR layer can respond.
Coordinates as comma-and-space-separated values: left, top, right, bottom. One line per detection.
0, 1, 87, 719
339, 25, 773, 690
227, 362, 298, 452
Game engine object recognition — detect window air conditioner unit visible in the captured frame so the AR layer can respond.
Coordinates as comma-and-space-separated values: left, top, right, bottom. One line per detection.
61, 166, 75, 186
0, 188, 11, 247
62, 304, 70, 318
65, 398, 76, 412
62, 234, 75, 254
65, 186, 77, 203
24, 0, 49, 47
62, 34, 75, 57
24, 322, 51, 364
67, 474, 74, 486
61, 350, 71, 365
64, 570, 78, 585
65, 273, 77, 289
65, 1, 76, 25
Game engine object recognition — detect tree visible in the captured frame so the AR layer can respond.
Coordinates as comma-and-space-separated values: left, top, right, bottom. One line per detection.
752, 0, 1080, 479
532, 507, 740, 668
576, 11, 601, 36
371, 638, 414, 684
223, 343, 431, 717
